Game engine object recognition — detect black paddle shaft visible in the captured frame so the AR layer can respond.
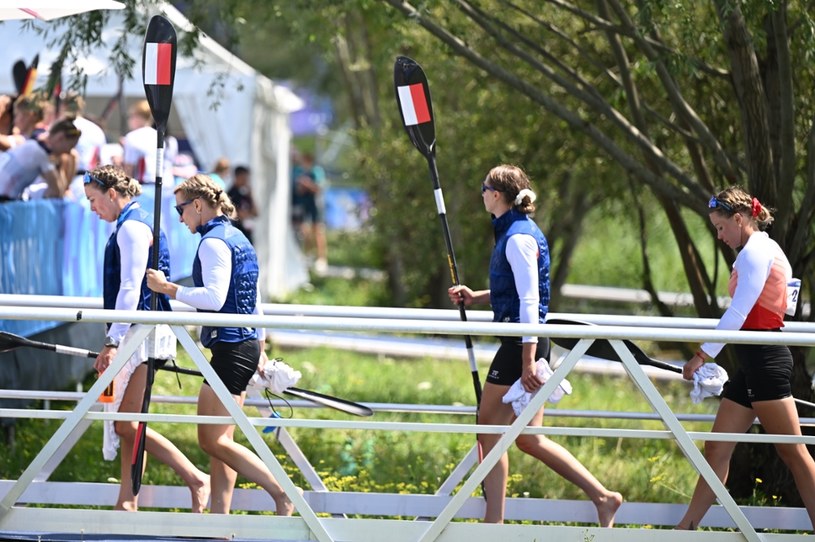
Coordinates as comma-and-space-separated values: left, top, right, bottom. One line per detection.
132, 14, 178, 497
0, 330, 372, 416
393, 55, 483, 406
0, 330, 95, 358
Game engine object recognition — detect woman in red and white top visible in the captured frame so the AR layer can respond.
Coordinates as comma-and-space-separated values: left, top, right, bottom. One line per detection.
677, 186, 815, 530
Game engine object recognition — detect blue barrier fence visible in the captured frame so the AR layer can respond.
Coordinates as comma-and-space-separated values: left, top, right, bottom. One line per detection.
0, 186, 197, 336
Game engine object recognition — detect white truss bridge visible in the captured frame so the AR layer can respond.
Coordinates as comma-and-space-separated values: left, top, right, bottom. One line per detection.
1, 294, 814, 542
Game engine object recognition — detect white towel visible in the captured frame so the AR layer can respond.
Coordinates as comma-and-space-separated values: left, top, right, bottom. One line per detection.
247, 358, 302, 394
691, 362, 728, 404
502, 358, 573, 417
102, 325, 176, 461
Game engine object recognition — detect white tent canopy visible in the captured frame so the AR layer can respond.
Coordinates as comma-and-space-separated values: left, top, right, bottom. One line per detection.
0, 0, 124, 21
0, 3, 308, 297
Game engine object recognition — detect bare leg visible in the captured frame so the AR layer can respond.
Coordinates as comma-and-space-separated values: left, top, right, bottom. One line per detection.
114, 365, 211, 512
314, 223, 327, 264
114, 435, 142, 512
753, 397, 815, 530
478, 384, 512, 523
301, 223, 314, 258
676, 398, 756, 529
478, 383, 621, 526
198, 385, 294, 516
513, 400, 622, 526
209, 446, 238, 514
514, 415, 622, 526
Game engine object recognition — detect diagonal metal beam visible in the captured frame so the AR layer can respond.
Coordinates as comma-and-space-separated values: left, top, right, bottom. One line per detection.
417, 338, 592, 542
608, 339, 762, 542
0, 324, 152, 515
171, 326, 334, 542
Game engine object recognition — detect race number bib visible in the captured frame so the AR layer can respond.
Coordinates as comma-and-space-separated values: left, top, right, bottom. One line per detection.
786, 278, 801, 316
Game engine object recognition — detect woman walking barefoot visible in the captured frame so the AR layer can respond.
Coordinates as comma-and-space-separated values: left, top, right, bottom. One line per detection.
84, 165, 210, 512
449, 164, 622, 526
147, 174, 293, 515
677, 187, 815, 531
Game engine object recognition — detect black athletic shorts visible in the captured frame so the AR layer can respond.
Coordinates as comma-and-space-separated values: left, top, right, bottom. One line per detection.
205, 339, 261, 395
486, 337, 550, 386
721, 337, 793, 407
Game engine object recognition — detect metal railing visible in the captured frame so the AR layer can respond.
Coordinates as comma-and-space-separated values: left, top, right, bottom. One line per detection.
0, 294, 814, 542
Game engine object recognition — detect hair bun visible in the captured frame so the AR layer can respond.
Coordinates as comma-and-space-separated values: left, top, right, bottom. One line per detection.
515, 188, 536, 206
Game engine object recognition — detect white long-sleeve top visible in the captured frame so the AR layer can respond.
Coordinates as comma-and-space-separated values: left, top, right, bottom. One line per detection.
175, 237, 265, 340
506, 233, 540, 344
701, 232, 791, 358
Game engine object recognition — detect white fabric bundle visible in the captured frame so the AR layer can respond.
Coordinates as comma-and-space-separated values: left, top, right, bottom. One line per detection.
691, 363, 728, 404
502, 358, 573, 417
248, 358, 302, 394
102, 325, 176, 461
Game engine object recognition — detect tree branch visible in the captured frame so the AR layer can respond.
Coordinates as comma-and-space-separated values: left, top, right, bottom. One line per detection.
607, 0, 741, 183
386, 0, 704, 205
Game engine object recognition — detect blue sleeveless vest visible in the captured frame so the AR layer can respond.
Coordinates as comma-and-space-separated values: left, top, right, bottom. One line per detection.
488, 208, 550, 323
193, 215, 259, 347
103, 202, 171, 320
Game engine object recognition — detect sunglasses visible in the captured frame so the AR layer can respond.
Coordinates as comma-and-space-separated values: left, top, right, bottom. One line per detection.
175, 199, 195, 216
708, 196, 734, 213
481, 183, 501, 193
83, 172, 106, 188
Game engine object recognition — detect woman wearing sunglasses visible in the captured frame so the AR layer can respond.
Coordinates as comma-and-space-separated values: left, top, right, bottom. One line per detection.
83, 165, 211, 512
677, 186, 815, 530
448, 164, 622, 526
146, 174, 294, 516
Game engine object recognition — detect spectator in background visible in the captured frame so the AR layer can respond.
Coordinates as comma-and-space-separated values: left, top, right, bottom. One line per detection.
60, 92, 106, 173
163, 130, 179, 184
0, 93, 47, 151
101, 142, 124, 168
227, 165, 257, 244
0, 118, 81, 201
172, 152, 199, 184
291, 151, 328, 274
209, 157, 229, 190
0, 95, 13, 141
60, 92, 107, 201
36, 92, 56, 135
122, 100, 157, 184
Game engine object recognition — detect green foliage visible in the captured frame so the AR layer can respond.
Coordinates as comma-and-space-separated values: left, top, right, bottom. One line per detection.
567, 191, 725, 295
2, 344, 721, 511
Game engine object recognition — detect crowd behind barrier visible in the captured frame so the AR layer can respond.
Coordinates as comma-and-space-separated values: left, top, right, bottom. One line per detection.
0, 185, 196, 337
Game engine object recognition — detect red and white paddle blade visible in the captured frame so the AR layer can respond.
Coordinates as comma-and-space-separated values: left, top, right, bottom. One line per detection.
142, 15, 177, 137
394, 56, 436, 157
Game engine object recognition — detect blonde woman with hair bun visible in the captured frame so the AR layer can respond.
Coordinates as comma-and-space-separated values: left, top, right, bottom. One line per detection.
83, 164, 210, 513
448, 164, 622, 526
147, 173, 294, 516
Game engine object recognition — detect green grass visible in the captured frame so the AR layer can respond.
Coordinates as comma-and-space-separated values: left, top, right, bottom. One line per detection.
1, 344, 717, 510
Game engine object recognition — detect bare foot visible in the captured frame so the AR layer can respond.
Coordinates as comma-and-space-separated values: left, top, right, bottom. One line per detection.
116, 500, 138, 512
274, 486, 302, 516
595, 491, 623, 527
275, 494, 294, 516
190, 473, 211, 514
